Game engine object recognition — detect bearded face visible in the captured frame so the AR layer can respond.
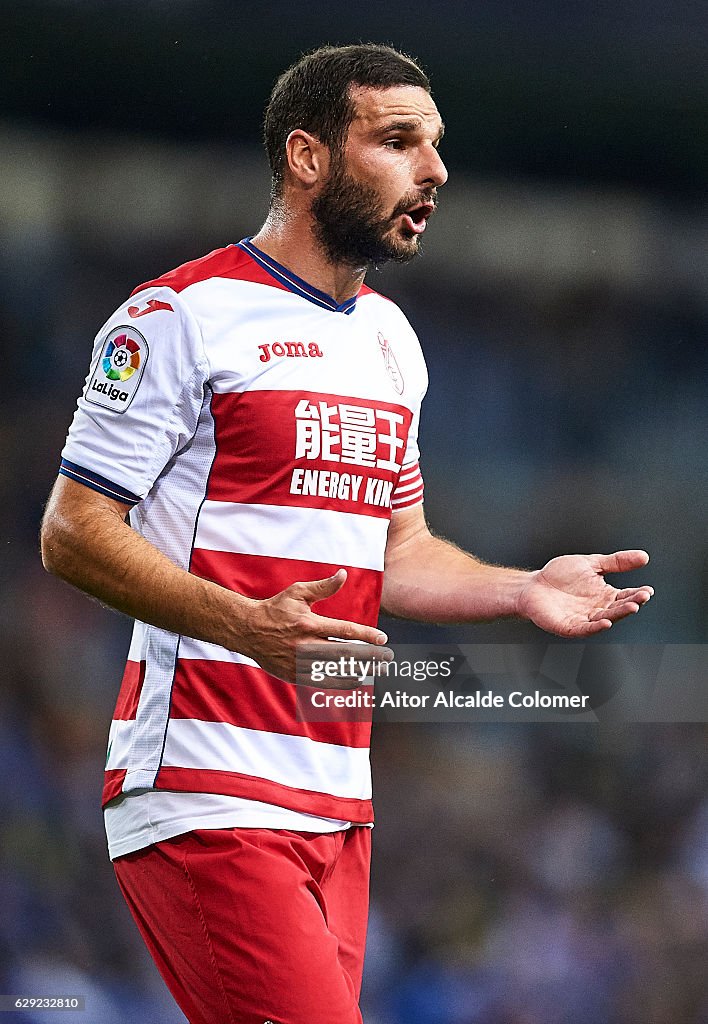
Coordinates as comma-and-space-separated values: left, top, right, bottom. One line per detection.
311, 152, 436, 269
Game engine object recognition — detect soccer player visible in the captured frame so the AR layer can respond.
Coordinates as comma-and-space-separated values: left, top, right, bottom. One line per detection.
41, 44, 653, 1024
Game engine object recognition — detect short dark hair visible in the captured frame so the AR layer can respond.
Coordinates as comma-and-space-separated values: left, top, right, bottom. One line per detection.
264, 44, 431, 196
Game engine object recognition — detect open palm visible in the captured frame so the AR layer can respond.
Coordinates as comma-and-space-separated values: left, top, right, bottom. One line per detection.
518, 550, 653, 638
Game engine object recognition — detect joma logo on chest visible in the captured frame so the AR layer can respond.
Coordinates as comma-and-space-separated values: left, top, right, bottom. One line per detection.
258, 342, 324, 363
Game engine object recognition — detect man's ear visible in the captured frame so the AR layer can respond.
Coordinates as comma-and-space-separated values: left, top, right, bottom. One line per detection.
284, 130, 331, 188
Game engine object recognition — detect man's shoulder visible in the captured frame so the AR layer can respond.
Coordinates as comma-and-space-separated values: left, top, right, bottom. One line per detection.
130, 244, 257, 297
358, 281, 396, 305
358, 282, 417, 332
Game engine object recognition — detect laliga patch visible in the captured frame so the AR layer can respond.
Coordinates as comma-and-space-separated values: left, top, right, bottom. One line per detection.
86, 326, 148, 412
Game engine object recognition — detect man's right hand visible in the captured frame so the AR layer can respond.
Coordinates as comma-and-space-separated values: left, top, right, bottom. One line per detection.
239, 569, 390, 683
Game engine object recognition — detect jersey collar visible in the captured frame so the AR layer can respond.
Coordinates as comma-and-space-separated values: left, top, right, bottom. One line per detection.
237, 237, 360, 315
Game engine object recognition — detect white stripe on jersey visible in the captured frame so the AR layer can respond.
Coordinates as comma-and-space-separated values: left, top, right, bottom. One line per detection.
126, 621, 144, 663
194, 500, 389, 571
393, 478, 424, 496
110, 717, 372, 800
178, 634, 261, 666
106, 719, 135, 770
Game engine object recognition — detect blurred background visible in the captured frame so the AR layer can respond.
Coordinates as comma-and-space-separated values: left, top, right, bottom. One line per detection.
1, 1, 707, 1021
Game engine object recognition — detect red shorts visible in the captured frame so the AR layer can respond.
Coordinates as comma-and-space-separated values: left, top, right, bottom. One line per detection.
113, 826, 371, 1024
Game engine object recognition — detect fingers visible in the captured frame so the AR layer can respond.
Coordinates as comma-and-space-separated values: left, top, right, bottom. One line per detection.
297, 639, 394, 687
589, 599, 641, 623
285, 570, 388, 644
591, 586, 654, 624
556, 617, 613, 638
577, 618, 613, 636
591, 550, 650, 574
317, 639, 394, 663
312, 614, 388, 646
291, 569, 348, 604
561, 585, 653, 636
613, 586, 654, 601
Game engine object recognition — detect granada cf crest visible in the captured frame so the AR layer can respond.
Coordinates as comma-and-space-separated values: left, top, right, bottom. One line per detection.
378, 332, 404, 395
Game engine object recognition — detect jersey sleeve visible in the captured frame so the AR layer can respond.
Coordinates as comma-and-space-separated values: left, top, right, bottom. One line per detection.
60, 286, 208, 504
391, 328, 428, 513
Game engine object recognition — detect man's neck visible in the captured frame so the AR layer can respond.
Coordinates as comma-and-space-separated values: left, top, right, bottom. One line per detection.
251, 211, 366, 306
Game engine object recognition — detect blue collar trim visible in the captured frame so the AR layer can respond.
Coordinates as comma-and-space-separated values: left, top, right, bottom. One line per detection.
237, 238, 359, 315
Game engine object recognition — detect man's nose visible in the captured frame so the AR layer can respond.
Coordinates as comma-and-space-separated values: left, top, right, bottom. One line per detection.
420, 146, 448, 188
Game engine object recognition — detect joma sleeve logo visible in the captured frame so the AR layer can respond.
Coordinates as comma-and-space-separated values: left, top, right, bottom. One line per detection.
128, 299, 174, 318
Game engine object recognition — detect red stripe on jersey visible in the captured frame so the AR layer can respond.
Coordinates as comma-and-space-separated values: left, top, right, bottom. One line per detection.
397, 463, 421, 483
394, 478, 423, 495
392, 462, 423, 505
169, 660, 372, 747
391, 488, 425, 510
190, 549, 383, 626
154, 766, 374, 823
103, 769, 128, 806
207, 390, 412, 518
113, 660, 145, 720
131, 245, 291, 297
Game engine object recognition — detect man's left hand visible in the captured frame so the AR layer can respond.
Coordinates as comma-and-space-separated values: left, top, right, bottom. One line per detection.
517, 550, 654, 637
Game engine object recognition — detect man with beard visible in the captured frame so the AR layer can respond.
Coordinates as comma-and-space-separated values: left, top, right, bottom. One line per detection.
41, 44, 653, 1024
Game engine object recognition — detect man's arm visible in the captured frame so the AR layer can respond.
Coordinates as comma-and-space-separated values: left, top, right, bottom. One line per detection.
40, 476, 389, 680
381, 504, 653, 637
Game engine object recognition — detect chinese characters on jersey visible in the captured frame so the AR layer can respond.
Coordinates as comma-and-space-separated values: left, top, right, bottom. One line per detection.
290, 399, 407, 509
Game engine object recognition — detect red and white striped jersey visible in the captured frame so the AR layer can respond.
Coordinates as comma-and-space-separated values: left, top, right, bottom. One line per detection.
61, 239, 428, 823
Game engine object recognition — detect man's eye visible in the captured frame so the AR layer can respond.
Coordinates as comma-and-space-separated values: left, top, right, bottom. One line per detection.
384, 139, 404, 149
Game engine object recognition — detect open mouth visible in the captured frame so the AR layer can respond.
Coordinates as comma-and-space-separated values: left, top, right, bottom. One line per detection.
400, 202, 435, 235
